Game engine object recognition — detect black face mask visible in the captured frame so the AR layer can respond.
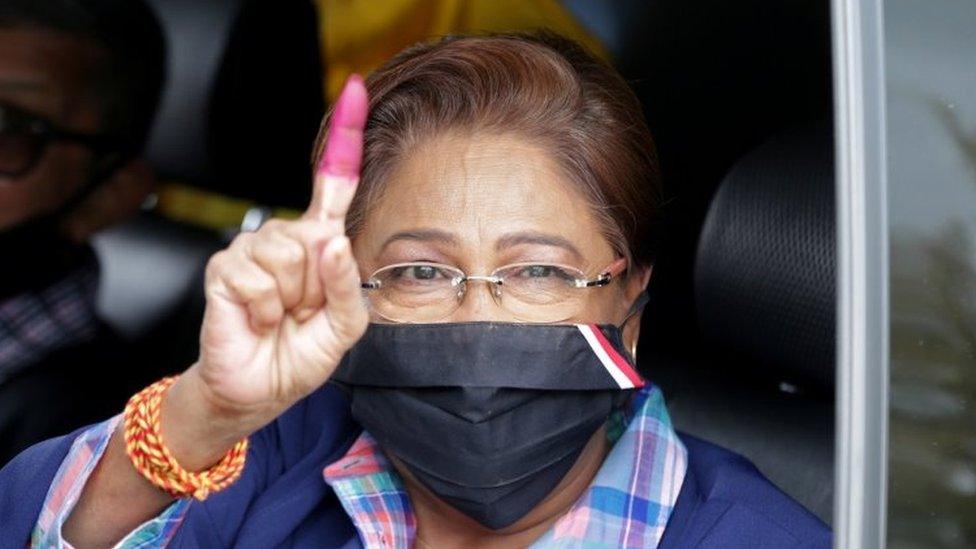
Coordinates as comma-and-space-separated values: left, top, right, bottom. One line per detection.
0, 213, 88, 300
0, 156, 121, 299
331, 320, 645, 530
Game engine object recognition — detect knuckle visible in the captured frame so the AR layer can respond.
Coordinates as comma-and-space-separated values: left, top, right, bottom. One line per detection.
229, 232, 255, 254
250, 303, 279, 325
232, 231, 254, 246
278, 242, 305, 267
274, 222, 320, 256
253, 277, 278, 298
205, 251, 228, 277
260, 297, 284, 314
291, 221, 328, 247
256, 243, 304, 274
305, 217, 332, 232
294, 218, 318, 230
224, 268, 269, 296
260, 218, 286, 232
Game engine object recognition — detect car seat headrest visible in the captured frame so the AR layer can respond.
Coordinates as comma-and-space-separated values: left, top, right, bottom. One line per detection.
143, 0, 239, 183
695, 123, 835, 388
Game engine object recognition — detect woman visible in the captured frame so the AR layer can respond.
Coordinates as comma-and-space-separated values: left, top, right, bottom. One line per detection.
0, 33, 830, 548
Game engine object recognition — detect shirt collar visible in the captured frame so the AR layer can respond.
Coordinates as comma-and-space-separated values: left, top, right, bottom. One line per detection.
323, 384, 687, 548
0, 250, 99, 383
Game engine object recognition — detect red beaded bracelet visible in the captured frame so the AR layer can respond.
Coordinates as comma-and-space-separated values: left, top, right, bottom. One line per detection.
123, 376, 249, 500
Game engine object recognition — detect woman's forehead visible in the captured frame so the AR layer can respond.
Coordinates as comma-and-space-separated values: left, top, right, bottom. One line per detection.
364, 133, 606, 249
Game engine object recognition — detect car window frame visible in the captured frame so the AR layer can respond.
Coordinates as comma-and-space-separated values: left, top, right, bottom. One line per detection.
832, 0, 890, 546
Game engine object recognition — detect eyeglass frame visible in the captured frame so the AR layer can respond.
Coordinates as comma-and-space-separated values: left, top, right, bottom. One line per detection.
0, 102, 129, 179
360, 257, 629, 321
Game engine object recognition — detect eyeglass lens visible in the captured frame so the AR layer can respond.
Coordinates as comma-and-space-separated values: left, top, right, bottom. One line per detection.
365, 263, 592, 323
0, 105, 46, 177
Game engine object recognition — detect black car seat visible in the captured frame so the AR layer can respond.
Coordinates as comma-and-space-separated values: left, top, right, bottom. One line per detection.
90, 0, 241, 367
601, 0, 835, 523
655, 123, 836, 522
93, 0, 326, 371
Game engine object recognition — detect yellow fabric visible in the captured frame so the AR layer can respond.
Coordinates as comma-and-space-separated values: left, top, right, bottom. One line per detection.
316, 0, 608, 101
157, 182, 300, 231
155, 2, 605, 231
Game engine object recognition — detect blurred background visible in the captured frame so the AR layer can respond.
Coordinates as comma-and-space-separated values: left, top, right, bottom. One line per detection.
2, 0, 971, 544
885, 0, 976, 546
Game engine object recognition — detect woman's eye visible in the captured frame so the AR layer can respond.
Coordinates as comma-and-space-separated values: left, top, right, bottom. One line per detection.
391, 265, 444, 281
512, 265, 577, 280
521, 265, 554, 278
411, 265, 439, 280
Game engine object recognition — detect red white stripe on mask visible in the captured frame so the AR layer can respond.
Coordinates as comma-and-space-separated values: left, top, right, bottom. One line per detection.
576, 324, 645, 389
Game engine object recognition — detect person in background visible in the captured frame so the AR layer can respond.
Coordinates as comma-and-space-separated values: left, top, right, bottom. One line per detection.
0, 0, 166, 464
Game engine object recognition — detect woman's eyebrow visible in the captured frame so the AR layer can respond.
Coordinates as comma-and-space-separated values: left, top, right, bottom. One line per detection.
379, 228, 458, 252
495, 231, 583, 261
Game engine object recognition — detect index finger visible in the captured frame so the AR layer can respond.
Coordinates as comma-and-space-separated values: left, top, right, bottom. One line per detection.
307, 74, 368, 223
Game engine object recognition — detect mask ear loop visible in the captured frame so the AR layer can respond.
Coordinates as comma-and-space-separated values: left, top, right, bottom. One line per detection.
619, 290, 650, 361
620, 290, 649, 328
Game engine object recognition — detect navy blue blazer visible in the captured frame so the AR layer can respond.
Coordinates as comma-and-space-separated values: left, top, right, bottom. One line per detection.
0, 384, 831, 548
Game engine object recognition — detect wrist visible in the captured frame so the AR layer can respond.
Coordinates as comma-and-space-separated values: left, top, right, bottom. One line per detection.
158, 369, 260, 472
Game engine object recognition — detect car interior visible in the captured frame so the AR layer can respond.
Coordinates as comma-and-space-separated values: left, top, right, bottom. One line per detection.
90, 0, 836, 523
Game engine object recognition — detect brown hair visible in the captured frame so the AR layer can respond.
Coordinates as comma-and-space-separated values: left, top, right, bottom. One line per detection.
313, 31, 662, 267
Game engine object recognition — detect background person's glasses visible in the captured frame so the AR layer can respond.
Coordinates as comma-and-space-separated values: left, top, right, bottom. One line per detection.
0, 102, 127, 178
361, 258, 627, 323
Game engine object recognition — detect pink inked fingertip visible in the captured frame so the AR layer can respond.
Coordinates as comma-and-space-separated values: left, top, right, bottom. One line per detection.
319, 74, 368, 179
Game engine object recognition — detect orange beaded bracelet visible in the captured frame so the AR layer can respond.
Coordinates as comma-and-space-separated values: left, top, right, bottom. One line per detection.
123, 376, 249, 501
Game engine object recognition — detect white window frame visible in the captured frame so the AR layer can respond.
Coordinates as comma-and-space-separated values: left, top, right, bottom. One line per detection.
832, 0, 889, 547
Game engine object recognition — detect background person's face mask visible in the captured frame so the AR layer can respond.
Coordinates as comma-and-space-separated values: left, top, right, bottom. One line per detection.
331, 321, 645, 530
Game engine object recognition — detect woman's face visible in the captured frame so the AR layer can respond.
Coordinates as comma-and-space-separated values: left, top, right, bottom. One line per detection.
352, 132, 648, 329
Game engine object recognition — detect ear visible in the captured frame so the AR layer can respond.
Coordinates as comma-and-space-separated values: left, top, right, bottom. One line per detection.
621, 264, 653, 360
622, 263, 653, 307
62, 159, 155, 243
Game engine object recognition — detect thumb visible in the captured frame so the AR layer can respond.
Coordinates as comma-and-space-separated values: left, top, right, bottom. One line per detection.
315, 235, 368, 347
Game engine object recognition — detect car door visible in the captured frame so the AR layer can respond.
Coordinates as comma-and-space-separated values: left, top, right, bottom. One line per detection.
834, 0, 976, 547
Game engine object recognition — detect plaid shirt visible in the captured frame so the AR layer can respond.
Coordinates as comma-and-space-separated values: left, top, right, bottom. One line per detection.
32, 415, 189, 548
0, 257, 99, 384
33, 385, 686, 548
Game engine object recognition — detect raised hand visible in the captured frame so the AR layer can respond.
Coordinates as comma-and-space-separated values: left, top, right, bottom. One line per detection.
194, 75, 370, 419
60, 83, 372, 545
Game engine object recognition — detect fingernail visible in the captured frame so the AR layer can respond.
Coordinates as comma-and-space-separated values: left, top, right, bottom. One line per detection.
320, 75, 367, 179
